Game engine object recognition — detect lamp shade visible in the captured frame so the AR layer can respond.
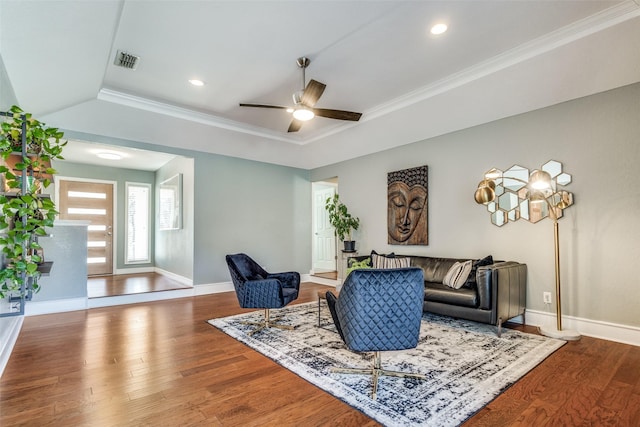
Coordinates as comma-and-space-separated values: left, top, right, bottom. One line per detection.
530, 170, 552, 190
474, 180, 496, 204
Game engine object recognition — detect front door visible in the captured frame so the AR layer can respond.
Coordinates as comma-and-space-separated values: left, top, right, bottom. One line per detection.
312, 184, 337, 272
58, 180, 114, 276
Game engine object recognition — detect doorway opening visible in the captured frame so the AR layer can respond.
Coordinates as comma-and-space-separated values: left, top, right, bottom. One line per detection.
311, 179, 338, 280
56, 177, 190, 298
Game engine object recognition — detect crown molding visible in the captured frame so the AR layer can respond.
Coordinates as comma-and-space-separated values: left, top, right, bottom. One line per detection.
97, 88, 301, 144
362, 1, 640, 123
97, 1, 640, 146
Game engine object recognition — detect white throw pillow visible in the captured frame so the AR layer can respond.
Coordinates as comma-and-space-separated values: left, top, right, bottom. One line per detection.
443, 260, 473, 289
371, 253, 410, 269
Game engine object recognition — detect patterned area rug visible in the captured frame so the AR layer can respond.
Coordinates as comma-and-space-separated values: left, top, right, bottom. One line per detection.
208, 302, 564, 427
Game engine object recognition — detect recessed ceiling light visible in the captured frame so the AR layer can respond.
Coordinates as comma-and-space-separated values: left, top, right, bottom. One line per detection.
96, 151, 123, 160
430, 23, 448, 35
188, 79, 205, 86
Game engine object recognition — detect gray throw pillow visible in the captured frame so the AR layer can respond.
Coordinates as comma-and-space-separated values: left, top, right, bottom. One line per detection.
443, 260, 473, 289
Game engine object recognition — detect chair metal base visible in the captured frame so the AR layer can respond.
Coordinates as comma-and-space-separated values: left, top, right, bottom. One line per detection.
241, 308, 294, 336
332, 351, 426, 400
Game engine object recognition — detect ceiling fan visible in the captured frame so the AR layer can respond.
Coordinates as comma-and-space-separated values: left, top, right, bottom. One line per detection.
239, 57, 362, 133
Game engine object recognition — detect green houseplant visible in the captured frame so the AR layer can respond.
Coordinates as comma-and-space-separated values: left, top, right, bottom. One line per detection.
325, 193, 360, 252
0, 105, 66, 299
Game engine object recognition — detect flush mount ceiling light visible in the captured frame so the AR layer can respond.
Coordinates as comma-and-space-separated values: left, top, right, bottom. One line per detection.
430, 23, 448, 35
96, 151, 123, 160
188, 79, 205, 86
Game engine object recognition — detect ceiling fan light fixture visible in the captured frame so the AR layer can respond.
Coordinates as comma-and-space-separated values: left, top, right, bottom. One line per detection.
292, 108, 314, 121
430, 23, 448, 35
292, 91, 303, 105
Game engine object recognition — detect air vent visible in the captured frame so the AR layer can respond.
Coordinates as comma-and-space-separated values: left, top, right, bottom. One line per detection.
114, 50, 139, 70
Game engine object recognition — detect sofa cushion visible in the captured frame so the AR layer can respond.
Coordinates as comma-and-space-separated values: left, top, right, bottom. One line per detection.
371, 251, 410, 269
443, 260, 473, 289
463, 255, 494, 288
424, 282, 478, 308
410, 257, 459, 282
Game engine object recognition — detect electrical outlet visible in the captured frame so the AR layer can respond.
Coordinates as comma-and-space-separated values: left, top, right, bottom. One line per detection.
543, 292, 552, 304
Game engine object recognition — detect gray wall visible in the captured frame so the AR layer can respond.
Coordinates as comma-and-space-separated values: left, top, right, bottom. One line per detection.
193, 152, 311, 285
52, 161, 156, 270
155, 156, 194, 280
54, 132, 313, 287
312, 82, 640, 329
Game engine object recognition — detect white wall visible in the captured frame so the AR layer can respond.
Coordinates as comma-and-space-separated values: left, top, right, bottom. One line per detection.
0, 55, 17, 109
311, 82, 640, 330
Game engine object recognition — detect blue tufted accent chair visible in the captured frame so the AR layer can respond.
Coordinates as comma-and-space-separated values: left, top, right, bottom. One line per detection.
225, 253, 300, 335
326, 267, 426, 399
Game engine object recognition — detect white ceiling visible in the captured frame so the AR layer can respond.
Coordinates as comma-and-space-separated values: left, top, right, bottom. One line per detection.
59, 139, 177, 171
1, 1, 639, 170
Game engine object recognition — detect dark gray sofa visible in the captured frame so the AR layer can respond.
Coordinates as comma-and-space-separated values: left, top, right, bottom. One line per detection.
348, 254, 527, 336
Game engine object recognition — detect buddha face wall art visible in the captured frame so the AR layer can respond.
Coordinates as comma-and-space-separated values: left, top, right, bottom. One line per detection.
387, 165, 428, 245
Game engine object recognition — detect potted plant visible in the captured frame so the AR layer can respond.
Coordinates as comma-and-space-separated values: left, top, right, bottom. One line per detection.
0, 105, 66, 300
325, 193, 360, 252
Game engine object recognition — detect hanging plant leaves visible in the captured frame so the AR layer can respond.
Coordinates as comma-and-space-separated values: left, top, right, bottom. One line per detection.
0, 105, 65, 299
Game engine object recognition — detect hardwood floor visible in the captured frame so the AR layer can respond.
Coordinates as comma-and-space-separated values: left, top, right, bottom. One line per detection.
1, 283, 638, 426
87, 272, 191, 298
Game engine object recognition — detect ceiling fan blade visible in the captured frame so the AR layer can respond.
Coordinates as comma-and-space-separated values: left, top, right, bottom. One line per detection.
288, 119, 303, 133
239, 103, 289, 110
312, 108, 362, 121
300, 79, 326, 107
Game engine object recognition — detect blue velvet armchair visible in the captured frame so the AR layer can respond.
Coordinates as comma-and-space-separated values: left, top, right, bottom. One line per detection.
326, 267, 425, 399
225, 253, 300, 335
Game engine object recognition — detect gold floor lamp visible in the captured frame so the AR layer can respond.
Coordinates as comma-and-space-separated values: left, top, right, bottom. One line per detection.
474, 160, 581, 341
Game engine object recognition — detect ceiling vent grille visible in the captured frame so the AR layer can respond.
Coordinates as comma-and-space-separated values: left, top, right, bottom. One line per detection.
114, 50, 139, 70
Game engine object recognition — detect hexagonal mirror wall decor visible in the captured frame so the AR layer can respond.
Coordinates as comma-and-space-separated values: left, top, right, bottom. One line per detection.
474, 160, 574, 227
472, 160, 580, 341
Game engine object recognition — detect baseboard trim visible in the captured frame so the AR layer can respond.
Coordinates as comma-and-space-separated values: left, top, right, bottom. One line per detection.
303, 273, 339, 287
525, 309, 640, 347
154, 268, 193, 286
194, 282, 234, 295
25, 298, 87, 316
115, 266, 155, 275
112, 267, 193, 288
0, 316, 23, 378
